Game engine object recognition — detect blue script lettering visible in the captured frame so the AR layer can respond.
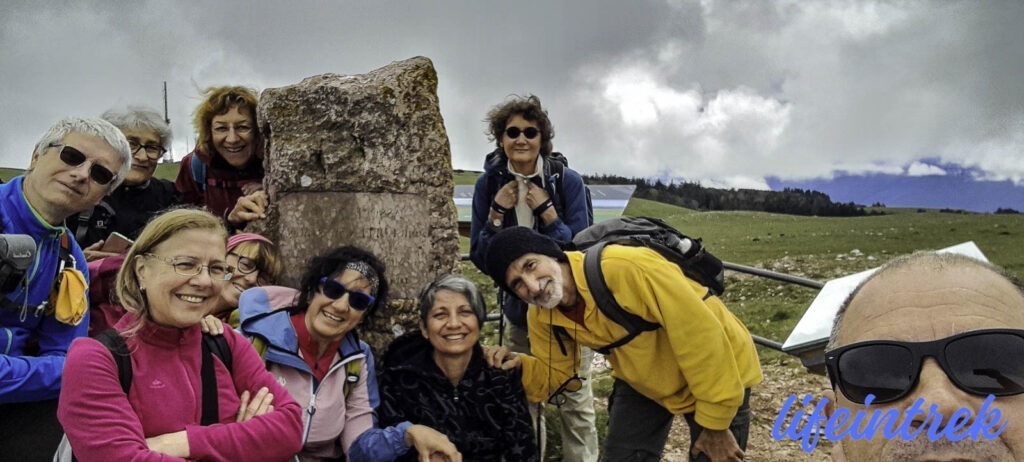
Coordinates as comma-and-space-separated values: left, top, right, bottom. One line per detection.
772, 393, 1009, 453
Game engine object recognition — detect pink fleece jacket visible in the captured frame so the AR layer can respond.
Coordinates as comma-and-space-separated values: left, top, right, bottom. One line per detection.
58, 313, 304, 461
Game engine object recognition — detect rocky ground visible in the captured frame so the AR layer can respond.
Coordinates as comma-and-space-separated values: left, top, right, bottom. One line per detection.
589, 358, 834, 461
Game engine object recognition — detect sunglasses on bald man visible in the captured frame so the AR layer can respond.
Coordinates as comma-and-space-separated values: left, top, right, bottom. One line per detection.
825, 328, 1024, 404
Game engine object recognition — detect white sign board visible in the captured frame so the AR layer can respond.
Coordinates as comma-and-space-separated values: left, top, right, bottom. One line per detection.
782, 241, 989, 353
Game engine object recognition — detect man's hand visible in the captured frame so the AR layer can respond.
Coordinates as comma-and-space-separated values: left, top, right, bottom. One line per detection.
405, 424, 461, 462
226, 190, 268, 226
236, 387, 275, 422
83, 240, 119, 262
691, 428, 744, 461
481, 345, 522, 371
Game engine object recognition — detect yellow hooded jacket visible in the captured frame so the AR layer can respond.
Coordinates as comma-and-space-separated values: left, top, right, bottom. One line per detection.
519, 245, 763, 431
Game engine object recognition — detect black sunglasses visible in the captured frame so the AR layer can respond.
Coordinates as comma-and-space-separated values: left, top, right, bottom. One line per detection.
505, 126, 539, 140
547, 374, 584, 406
51, 144, 117, 185
825, 328, 1024, 404
318, 277, 375, 311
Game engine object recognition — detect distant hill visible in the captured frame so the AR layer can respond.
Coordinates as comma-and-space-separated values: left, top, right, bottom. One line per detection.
768, 164, 1024, 213
585, 174, 870, 217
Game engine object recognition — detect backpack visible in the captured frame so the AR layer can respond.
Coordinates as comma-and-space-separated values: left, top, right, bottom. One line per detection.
485, 150, 595, 328
190, 152, 248, 192
54, 329, 233, 461
571, 216, 726, 354
483, 150, 594, 227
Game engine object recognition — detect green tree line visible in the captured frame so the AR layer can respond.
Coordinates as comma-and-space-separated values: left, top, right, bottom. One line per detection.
585, 174, 873, 217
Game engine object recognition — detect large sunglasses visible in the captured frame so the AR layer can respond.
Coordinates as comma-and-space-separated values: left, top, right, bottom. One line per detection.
51, 144, 117, 185
319, 277, 375, 311
505, 126, 539, 140
825, 328, 1024, 404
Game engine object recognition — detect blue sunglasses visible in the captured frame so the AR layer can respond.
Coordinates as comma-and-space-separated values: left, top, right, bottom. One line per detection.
319, 277, 375, 311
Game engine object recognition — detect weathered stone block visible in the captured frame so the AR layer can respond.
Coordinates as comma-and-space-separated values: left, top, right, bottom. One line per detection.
253, 57, 460, 352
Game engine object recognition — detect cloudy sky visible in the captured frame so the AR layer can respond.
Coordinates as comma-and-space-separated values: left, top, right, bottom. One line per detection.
2, 0, 1022, 189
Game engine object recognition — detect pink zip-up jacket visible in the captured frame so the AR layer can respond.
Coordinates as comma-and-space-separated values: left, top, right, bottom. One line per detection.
58, 313, 304, 461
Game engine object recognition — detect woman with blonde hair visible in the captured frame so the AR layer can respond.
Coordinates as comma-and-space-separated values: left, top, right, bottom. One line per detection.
58, 208, 303, 461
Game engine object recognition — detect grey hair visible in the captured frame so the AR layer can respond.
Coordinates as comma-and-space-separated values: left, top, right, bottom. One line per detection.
32, 117, 132, 190
101, 106, 173, 151
826, 251, 1022, 351
417, 274, 487, 325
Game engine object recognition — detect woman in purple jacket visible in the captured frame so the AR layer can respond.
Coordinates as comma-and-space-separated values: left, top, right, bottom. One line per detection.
58, 208, 303, 461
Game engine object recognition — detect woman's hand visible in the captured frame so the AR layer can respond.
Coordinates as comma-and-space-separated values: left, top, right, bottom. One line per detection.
405, 424, 461, 462
493, 181, 518, 210
481, 345, 522, 371
241, 182, 264, 196
145, 430, 190, 458
227, 190, 268, 226
199, 315, 225, 336
524, 182, 557, 224
236, 387, 275, 422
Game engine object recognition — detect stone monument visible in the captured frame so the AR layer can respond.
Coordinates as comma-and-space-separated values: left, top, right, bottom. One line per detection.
252, 56, 460, 351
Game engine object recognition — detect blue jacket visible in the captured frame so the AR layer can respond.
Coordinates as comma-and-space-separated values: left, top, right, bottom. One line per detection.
469, 151, 591, 275
239, 286, 411, 462
0, 176, 90, 403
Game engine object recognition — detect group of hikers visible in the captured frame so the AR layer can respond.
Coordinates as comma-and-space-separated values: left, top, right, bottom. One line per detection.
1, 84, 1018, 462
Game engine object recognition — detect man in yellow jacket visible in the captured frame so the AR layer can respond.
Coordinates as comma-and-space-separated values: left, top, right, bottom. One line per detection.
483, 226, 762, 462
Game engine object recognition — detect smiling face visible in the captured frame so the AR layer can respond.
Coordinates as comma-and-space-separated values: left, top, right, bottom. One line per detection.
215, 244, 267, 313
23, 132, 121, 225
420, 289, 480, 358
829, 263, 1024, 462
304, 268, 371, 346
134, 229, 228, 329
506, 252, 566, 309
502, 114, 542, 174
211, 106, 255, 168
121, 127, 163, 186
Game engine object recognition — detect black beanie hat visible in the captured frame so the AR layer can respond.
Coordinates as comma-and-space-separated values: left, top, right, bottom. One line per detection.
485, 227, 565, 290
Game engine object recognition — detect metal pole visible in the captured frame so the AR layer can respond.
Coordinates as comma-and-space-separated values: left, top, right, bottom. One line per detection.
722, 261, 824, 289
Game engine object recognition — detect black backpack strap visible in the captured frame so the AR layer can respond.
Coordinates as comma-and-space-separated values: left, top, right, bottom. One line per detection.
95, 329, 132, 394
200, 333, 233, 426
582, 242, 659, 354
545, 155, 567, 219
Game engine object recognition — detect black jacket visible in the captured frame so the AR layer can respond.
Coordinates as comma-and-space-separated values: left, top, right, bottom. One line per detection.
378, 333, 538, 462
67, 178, 181, 248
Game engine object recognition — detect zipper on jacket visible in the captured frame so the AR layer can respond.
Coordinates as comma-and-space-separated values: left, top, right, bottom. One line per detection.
298, 352, 365, 446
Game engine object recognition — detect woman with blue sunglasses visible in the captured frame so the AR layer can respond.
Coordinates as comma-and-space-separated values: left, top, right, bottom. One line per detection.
239, 246, 459, 461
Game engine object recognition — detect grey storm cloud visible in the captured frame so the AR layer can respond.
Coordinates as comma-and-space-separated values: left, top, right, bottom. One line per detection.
1, 0, 1022, 187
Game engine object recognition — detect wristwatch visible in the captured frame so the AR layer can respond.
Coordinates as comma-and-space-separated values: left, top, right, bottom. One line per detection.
488, 217, 503, 232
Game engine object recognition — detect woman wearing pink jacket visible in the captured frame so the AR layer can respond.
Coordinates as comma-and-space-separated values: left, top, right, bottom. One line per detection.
58, 208, 303, 461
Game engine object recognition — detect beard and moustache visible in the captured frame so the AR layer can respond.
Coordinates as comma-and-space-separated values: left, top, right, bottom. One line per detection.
530, 276, 563, 309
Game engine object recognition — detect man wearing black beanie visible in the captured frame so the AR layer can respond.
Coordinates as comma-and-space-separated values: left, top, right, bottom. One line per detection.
482, 226, 763, 462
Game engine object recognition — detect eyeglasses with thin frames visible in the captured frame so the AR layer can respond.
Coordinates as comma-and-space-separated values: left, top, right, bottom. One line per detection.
143, 253, 234, 281
50, 144, 117, 185
227, 252, 270, 286
128, 140, 167, 160
547, 309, 585, 406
